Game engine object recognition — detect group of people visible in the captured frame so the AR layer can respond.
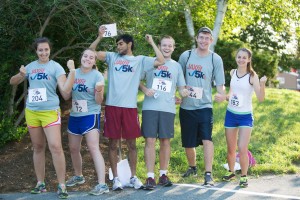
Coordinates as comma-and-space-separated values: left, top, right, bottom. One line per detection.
9, 25, 267, 199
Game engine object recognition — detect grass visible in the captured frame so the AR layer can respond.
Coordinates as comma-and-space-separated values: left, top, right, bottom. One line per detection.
134, 88, 300, 183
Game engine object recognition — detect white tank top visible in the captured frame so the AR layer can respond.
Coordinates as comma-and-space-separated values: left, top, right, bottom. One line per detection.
227, 69, 254, 114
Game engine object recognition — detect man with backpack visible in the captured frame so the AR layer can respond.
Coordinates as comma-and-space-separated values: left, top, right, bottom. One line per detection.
178, 27, 226, 186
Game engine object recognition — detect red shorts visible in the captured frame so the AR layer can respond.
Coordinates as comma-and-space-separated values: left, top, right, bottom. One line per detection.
104, 106, 141, 139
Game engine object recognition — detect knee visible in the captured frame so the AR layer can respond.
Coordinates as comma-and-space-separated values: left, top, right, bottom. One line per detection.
127, 141, 137, 152
87, 143, 100, 155
238, 146, 248, 156
109, 142, 118, 152
32, 143, 46, 153
146, 138, 156, 148
69, 144, 81, 155
159, 139, 170, 147
48, 143, 63, 155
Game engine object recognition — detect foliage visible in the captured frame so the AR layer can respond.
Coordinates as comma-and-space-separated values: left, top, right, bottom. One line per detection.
135, 88, 300, 182
0, 113, 27, 148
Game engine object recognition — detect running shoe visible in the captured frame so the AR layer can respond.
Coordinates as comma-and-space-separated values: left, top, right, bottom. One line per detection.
31, 182, 47, 194
89, 183, 109, 195
222, 171, 236, 181
112, 177, 123, 191
182, 167, 197, 177
57, 184, 68, 199
158, 174, 172, 187
203, 172, 214, 187
239, 176, 248, 188
66, 175, 85, 187
143, 177, 156, 190
129, 176, 143, 189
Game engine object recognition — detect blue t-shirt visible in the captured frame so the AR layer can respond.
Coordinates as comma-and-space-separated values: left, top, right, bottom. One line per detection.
105, 52, 155, 108
178, 49, 225, 110
70, 68, 104, 117
25, 60, 65, 111
141, 59, 186, 114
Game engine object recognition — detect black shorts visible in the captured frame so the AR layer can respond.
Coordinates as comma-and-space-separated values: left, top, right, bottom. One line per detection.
141, 110, 175, 139
179, 108, 213, 147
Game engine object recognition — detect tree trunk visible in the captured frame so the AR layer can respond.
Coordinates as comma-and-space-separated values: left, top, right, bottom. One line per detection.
211, 0, 228, 51
8, 85, 17, 116
183, 4, 196, 48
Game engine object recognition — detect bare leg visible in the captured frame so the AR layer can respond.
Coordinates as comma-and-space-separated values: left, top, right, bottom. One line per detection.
68, 134, 83, 176
185, 148, 196, 166
126, 139, 137, 176
225, 128, 238, 172
237, 128, 252, 176
159, 138, 171, 171
145, 138, 156, 173
44, 125, 66, 184
85, 130, 105, 183
203, 140, 214, 172
108, 138, 119, 177
29, 127, 46, 183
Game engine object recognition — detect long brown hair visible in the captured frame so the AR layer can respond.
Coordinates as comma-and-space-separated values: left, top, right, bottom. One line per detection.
236, 48, 255, 77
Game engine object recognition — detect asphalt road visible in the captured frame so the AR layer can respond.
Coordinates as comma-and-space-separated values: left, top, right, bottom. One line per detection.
1, 174, 299, 200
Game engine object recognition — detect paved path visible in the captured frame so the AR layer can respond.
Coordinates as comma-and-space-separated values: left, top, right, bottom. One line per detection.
1, 174, 299, 200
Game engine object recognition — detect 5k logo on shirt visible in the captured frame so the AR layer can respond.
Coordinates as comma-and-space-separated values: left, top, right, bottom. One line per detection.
30, 73, 49, 80
188, 70, 206, 79
115, 65, 133, 72
73, 84, 88, 92
154, 70, 171, 78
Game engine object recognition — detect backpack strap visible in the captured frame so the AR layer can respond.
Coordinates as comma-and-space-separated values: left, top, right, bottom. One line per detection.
183, 50, 192, 78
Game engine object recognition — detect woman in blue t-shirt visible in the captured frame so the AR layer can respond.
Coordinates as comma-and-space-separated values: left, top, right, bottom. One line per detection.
64, 49, 108, 195
10, 37, 75, 199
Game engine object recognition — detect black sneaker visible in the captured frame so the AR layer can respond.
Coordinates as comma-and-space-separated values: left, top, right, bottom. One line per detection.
222, 171, 236, 181
203, 172, 214, 187
158, 174, 172, 187
143, 177, 156, 190
182, 167, 197, 177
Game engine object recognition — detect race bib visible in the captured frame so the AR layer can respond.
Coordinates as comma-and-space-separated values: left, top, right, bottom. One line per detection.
187, 86, 203, 99
230, 94, 244, 107
72, 100, 88, 113
103, 23, 117, 37
152, 78, 172, 93
28, 88, 47, 103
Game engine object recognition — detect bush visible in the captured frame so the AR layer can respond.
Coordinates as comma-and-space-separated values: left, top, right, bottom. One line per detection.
0, 114, 27, 148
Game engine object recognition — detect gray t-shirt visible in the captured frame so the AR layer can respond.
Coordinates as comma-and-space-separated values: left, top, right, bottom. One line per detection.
105, 52, 155, 108
178, 49, 225, 110
25, 60, 65, 111
141, 59, 186, 114
70, 69, 104, 117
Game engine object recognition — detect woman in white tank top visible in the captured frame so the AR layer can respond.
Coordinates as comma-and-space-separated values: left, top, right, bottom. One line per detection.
222, 48, 267, 187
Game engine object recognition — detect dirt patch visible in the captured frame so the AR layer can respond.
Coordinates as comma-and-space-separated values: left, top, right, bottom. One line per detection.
0, 102, 127, 193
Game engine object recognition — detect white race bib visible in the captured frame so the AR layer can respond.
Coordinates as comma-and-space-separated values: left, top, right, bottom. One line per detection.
187, 86, 203, 99
28, 88, 47, 103
152, 78, 172, 93
103, 23, 117, 37
72, 100, 88, 113
230, 94, 244, 107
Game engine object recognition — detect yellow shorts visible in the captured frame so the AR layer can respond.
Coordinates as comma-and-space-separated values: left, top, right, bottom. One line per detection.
25, 108, 61, 128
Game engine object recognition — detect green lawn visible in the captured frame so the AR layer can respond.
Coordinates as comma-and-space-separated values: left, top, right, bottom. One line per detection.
134, 88, 300, 183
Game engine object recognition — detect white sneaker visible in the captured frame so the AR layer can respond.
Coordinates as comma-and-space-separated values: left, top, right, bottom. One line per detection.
112, 178, 123, 191
129, 177, 143, 189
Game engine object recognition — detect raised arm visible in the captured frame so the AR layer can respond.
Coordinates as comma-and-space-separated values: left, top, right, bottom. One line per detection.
145, 34, 165, 67
57, 60, 76, 100
10, 65, 26, 85
89, 25, 107, 61
252, 74, 267, 102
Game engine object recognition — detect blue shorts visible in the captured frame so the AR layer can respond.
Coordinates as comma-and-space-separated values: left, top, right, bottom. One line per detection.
224, 109, 253, 128
67, 114, 100, 136
179, 108, 213, 147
